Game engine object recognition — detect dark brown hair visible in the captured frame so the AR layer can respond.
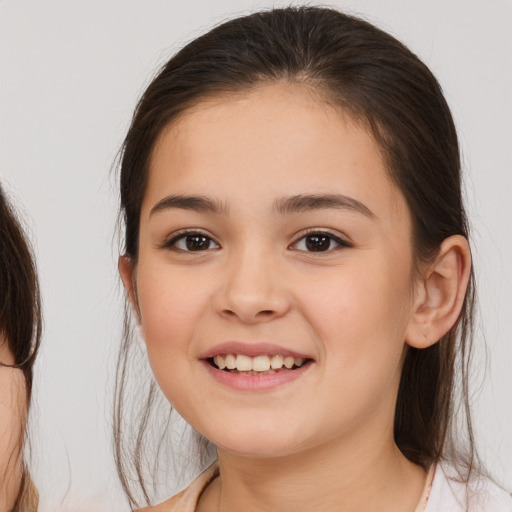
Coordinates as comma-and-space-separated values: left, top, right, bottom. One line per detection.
116, 6, 476, 506
0, 184, 41, 510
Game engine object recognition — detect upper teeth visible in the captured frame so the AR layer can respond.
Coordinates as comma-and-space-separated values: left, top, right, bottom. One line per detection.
213, 354, 305, 372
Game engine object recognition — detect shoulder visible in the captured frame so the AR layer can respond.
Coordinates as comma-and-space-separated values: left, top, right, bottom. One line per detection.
134, 489, 187, 512
135, 486, 193, 512
426, 462, 512, 512
135, 463, 219, 512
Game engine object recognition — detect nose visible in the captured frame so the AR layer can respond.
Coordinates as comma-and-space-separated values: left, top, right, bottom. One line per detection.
214, 249, 291, 324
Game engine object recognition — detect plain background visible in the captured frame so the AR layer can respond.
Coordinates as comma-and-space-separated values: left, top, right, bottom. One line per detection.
1, 0, 511, 509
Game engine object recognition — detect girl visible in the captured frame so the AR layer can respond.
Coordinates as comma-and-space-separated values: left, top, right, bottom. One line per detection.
0, 184, 40, 511
115, 6, 512, 511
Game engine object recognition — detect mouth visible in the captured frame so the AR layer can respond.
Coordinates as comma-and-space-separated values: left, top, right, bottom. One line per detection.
208, 354, 310, 375
199, 342, 314, 390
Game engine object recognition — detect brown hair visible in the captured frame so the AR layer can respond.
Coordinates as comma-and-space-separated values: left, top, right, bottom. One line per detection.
0, 184, 41, 510
116, 6, 476, 506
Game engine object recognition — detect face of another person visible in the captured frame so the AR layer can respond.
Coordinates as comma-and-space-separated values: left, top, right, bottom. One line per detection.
121, 83, 420, 458
0, 337, 25, 509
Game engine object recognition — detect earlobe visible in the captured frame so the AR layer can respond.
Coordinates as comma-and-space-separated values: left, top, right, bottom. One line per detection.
405, 235, 471, 349
118, 255, 141, 323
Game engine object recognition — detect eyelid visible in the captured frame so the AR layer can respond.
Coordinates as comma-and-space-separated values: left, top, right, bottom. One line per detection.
288, 228, 353, 251
158, 227, 351, 252
159, 229, 220, 251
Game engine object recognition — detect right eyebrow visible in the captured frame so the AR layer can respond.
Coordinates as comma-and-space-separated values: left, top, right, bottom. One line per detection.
149, 195, 228, 216
273, 194, 375, 219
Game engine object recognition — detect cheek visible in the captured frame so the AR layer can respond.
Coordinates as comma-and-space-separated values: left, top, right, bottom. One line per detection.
135, 263, 207, 360
134, 265, 213, 413
296, 263, 413, 430
298, 259, 413, 367
0, 369, 26, 471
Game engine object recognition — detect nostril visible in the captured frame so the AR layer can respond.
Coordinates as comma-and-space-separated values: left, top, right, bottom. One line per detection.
221, 308, 276, 320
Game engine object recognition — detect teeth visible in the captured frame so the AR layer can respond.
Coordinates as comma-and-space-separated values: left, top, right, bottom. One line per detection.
212, 353, 307, 372
213, 355, 226, 369
284, 356, 294, 369
252, 355, 270, 372
270, 355, 284, 369
236, 354, 253, 371
225, 354, 236, 370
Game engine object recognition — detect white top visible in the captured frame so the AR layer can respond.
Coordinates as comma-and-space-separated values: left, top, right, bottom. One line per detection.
424, 463, 512, 512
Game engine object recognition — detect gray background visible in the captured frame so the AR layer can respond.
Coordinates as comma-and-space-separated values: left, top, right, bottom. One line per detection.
1, 0, 511, 509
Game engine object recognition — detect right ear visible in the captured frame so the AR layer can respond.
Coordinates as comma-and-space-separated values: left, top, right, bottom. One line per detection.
118, 255, 141, 323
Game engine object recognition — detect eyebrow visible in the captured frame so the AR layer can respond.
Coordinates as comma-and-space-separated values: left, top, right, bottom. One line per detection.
150, 193, 374, 218
150, 195, 228, 216
273, 194, 375, 218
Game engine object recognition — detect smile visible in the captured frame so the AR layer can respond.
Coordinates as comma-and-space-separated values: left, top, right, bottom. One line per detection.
211, 354, 307, 374
200, 342, 314, 391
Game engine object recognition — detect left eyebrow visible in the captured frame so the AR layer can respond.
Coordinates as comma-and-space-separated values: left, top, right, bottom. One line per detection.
149, 194, 228, 216
273, 194, 375, 218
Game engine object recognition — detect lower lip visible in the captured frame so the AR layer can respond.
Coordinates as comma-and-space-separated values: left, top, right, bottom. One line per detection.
201, 360, 313, 391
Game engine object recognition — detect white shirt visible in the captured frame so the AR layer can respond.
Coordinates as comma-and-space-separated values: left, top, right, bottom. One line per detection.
425, 463, 512, 512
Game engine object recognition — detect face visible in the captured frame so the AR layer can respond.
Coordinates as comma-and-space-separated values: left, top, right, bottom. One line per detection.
0, 336, 25, 508
123, 84, 419, 458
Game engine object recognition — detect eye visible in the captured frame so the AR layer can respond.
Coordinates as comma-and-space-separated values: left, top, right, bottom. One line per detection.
164, 231, 220, 252
291, 231, 350, 252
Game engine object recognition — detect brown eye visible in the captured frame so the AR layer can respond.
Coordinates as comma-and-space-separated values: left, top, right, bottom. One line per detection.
305, 234, 331, 252
291, 231, 350, 253
185, 235, 211, 251
165, 232, 220, 252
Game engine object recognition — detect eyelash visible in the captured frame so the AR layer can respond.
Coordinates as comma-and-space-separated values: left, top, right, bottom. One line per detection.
160, 229, 352, 253
289, 230, 352, 253
160, 230, 220, 252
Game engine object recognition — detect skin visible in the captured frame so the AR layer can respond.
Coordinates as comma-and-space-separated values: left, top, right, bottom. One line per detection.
120, 83, 471, 512
0, 337, 25, 512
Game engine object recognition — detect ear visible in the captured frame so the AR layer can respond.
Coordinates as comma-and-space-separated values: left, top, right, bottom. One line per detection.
118, 255, 141, 324
405, 235, 471, 349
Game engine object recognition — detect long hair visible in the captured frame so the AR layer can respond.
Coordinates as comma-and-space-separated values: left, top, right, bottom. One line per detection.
0, 184, 41, 511
115, 6, 476, 506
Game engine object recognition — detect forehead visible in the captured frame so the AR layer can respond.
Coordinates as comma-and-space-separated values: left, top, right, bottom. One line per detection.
144, 83, 407, 221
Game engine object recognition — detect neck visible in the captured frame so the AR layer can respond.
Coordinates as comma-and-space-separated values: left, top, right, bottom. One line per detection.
198, 432, 426, 512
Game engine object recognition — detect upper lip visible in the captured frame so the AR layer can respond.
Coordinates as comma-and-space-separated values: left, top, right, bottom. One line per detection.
199, 341, 313, 360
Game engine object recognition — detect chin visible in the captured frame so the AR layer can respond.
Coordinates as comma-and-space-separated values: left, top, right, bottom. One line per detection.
206, 426, 306, 459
